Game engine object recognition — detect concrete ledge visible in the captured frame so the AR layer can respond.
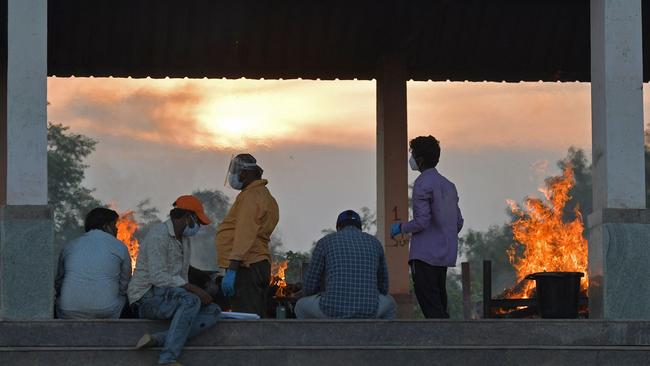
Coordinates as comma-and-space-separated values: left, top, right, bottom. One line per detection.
2, 345, 650, 366
587, 208, 650, 228
3, 319, 650, 347
0, 205, 52, 220
3, 320, 650, 365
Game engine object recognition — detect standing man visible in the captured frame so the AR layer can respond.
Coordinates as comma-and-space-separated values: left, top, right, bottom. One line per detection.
296, 210, 396, 319
391, 136, 464, 318
216, 154, 279, 317
55, 207, 131, 319
128, 195, 220, 366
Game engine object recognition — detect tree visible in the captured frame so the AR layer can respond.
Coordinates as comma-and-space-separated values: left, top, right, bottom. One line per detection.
47, 123, 102, 252
284, 250, 311, 283
186, 189, 231, 271
557, 147, 592, 222
359, 206, 377, 234
133, 198, 162, 243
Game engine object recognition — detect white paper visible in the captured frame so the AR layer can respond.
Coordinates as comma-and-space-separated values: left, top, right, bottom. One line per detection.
219, 311, 261, 320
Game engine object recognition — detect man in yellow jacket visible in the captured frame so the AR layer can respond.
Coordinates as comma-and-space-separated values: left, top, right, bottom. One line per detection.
216, 154, 279, 317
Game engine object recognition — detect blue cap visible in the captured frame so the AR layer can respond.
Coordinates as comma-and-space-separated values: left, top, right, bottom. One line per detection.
336, 210, 361, 228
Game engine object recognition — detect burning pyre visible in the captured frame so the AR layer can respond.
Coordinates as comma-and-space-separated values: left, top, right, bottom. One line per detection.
270, 260, 288, 298
116, 211, 139, 273
505, 166, 588, 299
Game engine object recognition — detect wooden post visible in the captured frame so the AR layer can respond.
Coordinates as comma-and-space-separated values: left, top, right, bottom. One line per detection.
483, 260, 492, 319
461, 262, 471, 319
376, 54, 411, 317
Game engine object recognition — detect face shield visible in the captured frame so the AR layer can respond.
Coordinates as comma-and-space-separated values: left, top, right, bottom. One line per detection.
225, 154, 259, 190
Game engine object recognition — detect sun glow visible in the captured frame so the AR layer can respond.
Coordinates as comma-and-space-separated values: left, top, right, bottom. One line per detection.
195, 95, 295, 149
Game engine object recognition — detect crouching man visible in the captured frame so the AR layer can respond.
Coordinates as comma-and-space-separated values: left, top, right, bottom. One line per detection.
128, 195, 221, 366
295, 210, 396, 319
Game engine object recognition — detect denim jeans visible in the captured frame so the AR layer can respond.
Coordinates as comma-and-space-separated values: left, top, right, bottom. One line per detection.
136, 286, 221, 364
295, 294, 396, 319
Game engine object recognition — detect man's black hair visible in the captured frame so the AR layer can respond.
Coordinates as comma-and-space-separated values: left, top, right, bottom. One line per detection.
409, 135, 441, 168
84, 207, 119, 232
170, 207, 194, 220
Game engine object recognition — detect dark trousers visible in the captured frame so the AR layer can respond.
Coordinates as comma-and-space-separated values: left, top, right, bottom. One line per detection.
410, 260, 449, 319
231, 260, 271, 317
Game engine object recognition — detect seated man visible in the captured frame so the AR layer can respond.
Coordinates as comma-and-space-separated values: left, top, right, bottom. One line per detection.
128, 195, 221, 366
295, 210, 396, 319
55, 207, 131, 319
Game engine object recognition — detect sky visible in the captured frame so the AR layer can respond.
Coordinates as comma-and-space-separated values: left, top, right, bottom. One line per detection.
47, 77, 632, 252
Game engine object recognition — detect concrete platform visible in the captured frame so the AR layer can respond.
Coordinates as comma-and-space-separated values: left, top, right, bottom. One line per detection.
2, 320, 650, 365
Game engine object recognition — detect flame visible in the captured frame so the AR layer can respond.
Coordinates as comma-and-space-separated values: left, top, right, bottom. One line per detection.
116, 211, 139, 273
506, 166, 588, 298
270, 261, 289, 298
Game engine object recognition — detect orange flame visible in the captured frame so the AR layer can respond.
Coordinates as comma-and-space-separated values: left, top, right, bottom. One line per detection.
116, 211, 139, 273
270, 261, 288, 298
506, 166, 588, 298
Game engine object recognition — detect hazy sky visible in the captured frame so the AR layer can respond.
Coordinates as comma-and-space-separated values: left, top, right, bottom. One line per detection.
47, 77, 641, 252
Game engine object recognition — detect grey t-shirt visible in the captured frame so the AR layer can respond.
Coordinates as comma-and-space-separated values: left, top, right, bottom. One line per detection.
55, 230, 132, 318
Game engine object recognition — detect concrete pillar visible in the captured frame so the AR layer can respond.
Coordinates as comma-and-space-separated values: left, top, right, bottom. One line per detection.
589, 0, 650, 319
376, 55, 412, 317
0, 0, 53, 319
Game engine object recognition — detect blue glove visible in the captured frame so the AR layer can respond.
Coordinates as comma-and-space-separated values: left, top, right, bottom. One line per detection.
221, 269, 237, 297
390, 222, 402, 239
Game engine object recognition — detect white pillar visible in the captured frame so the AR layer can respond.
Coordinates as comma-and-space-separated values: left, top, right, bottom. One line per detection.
376, 55, 412, 317
6, 0, 48, 205
588, 0, 650, 319
0, 0, 53, 319
591, 0, 645, 211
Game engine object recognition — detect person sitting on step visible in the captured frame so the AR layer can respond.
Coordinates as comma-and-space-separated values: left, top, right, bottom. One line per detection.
55, 207, 132, 319
295, 210, 396, 319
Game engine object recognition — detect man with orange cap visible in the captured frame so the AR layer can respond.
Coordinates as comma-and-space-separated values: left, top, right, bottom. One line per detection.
216, 153, 279, 317
128, 195, 220, 366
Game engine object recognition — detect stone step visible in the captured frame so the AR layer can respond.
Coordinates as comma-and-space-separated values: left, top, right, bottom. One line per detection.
2, 345, 650, 366
2, 319, 650, 347
3, 320, 650, 365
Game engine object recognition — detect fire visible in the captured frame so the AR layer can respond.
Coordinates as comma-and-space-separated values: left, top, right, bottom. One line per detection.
270, 261, 288, 298
506, 166, 588, 298
116, 211, 139, 273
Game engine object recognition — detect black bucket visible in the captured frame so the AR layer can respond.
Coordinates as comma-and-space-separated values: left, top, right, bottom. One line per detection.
526, 272, 584, 319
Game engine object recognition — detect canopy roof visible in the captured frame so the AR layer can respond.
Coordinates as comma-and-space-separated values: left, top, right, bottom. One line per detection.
48, 0, 650, 82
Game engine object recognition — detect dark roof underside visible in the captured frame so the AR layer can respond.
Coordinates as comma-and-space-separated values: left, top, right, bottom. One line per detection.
47, 0, 650, 82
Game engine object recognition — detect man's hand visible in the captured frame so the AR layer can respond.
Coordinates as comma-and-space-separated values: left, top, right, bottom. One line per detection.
390, 222, 402, 239
222, 269, 237, 297
183, 283, 213, 305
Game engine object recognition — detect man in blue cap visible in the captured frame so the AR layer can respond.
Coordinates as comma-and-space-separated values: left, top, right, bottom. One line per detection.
295, 210, 395, 319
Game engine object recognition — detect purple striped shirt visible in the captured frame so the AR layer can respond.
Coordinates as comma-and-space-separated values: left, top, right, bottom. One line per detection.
402, 168, 464, 267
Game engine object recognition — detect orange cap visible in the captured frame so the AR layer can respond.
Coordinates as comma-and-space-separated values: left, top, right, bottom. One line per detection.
174, 195, 212, 225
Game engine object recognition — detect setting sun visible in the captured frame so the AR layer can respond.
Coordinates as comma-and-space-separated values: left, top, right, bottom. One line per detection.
195, 94, 296, 149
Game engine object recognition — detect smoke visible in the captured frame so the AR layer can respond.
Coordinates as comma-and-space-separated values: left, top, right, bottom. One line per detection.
48, 77, 376, 151
407, 81, 591, 151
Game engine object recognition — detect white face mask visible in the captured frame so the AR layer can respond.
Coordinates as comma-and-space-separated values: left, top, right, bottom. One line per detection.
226, 155, 258, 190
409, 155, 419, 171
228, 172, 244, 190
182, 216, 201, 237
